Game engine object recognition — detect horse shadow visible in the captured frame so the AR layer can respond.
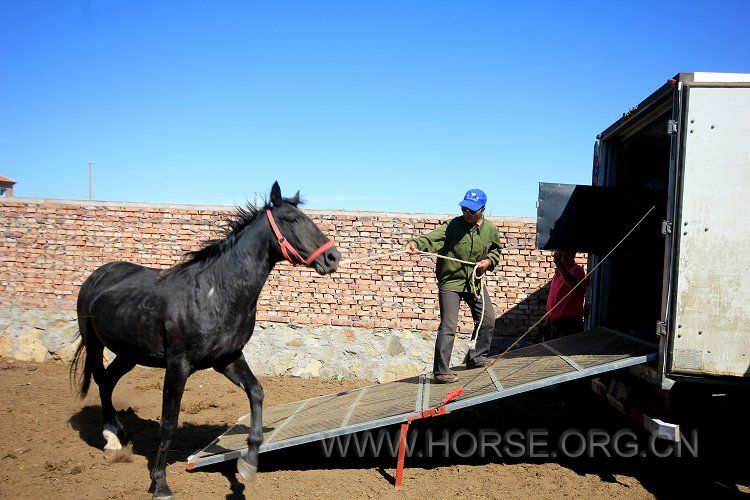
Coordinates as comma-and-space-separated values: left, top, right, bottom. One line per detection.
69, 406, 272, 499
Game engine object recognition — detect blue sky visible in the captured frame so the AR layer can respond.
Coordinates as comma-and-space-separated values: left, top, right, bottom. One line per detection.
1, 1, 749, 216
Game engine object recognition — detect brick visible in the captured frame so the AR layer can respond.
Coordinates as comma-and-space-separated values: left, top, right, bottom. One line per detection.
0, 198, 567, 333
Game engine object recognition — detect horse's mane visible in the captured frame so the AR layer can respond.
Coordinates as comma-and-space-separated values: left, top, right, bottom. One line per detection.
187, 203, 267, 263
156, 192, 302, 282
156, 202, 268, 282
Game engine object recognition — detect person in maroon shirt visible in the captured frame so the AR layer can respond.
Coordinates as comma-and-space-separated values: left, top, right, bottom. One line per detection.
543, 250, 587, 341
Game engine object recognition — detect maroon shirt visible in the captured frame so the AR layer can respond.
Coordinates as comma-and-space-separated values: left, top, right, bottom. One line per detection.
546, 264, 586, 321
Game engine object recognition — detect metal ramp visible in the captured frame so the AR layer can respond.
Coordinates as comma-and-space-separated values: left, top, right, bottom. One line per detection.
187, 327, 657, 469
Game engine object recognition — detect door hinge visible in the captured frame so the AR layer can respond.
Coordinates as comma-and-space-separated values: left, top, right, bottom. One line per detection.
656, 321, 667, 337
667, 120, 678, 135
660, 220, 672, 235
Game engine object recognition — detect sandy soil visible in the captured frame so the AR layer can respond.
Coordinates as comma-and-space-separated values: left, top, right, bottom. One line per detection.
0, 356, 747, 499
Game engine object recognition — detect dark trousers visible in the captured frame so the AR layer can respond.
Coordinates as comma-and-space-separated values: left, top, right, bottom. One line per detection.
541, 316, 584, 342
434, 288, 495, 375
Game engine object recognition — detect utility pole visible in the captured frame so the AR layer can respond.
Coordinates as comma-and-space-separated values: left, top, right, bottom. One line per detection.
88, 161, 94, 200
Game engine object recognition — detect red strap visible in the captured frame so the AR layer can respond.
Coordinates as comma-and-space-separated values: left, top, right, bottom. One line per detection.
395, 423, 409, 489
304, 240, 336, 266
266, 209, 335, 267
441, 386, 464, 405
407, 405, 447, 422
395, 384, 463, 490
406, 386, 463, 423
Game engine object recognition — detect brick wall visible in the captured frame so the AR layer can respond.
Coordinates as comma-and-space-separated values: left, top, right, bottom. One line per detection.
0, 197, 559, 336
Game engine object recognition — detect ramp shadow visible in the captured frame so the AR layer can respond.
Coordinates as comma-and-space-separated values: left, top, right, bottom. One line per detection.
253, 385, 750, 499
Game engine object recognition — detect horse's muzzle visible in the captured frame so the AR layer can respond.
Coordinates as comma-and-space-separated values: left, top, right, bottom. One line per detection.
313, 247, 341, 275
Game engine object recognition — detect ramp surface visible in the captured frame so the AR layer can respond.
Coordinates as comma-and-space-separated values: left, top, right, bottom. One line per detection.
188, 327, 656, 469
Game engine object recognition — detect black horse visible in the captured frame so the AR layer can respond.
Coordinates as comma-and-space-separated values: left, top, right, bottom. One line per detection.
71, 182, 340, 499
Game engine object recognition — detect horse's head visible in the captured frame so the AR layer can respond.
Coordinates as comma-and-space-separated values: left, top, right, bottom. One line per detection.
267, 181, 340, 275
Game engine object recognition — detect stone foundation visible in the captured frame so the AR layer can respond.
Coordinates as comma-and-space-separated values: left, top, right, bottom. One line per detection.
0, 306, 79, 362
0, 306, 506, 382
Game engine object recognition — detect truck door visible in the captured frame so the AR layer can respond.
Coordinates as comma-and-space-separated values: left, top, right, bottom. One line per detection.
536, 182, 657, 253
668, 86, 750, 378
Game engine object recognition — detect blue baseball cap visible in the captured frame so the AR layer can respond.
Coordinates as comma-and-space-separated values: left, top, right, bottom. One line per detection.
459, 189, 487, 211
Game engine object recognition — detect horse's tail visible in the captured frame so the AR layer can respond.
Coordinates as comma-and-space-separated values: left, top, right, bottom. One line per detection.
69, 330, 91, 398
70, 280, 104, 399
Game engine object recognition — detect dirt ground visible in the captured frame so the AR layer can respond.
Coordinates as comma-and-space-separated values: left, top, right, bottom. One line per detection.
0, 357, 747, 499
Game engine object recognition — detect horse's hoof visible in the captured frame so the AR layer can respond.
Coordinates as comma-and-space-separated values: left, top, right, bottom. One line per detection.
152, 487, 175, 500
104, 444, 133, 463
237, 456, 257, 481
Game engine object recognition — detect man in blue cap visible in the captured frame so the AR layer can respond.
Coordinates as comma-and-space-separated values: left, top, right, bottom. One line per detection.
406, 189, 504, 383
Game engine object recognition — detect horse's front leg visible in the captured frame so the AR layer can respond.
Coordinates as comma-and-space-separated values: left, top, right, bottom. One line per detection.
214, 355, 264, 481
151, 358, 190, 500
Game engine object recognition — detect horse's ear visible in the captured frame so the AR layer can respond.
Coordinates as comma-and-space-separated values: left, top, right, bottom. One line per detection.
270, 181, 282, 206
289, 190, 301, 206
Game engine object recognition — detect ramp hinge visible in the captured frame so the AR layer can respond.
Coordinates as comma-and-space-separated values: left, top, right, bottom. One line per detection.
667, 120, 678, 135
660, 220, 672, 235
656, 321, 667, 337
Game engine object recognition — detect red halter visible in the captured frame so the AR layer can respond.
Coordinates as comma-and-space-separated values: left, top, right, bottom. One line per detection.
266, 209, 336, 266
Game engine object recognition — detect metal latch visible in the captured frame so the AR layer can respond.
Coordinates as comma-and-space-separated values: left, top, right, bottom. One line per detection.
661, 220, 672, 235
656, 321, 667, 337
667, 120, 678, 135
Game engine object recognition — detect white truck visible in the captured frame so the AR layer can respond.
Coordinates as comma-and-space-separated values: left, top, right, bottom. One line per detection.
537, 72, 750, 434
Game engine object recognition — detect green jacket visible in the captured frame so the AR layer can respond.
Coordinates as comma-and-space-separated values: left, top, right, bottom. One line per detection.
409, 216, 504, 292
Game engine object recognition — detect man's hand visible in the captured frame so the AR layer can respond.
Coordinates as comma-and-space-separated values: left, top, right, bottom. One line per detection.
476, 259, 491, 273
553, 250, 563, 267
405, 241, 419, 254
